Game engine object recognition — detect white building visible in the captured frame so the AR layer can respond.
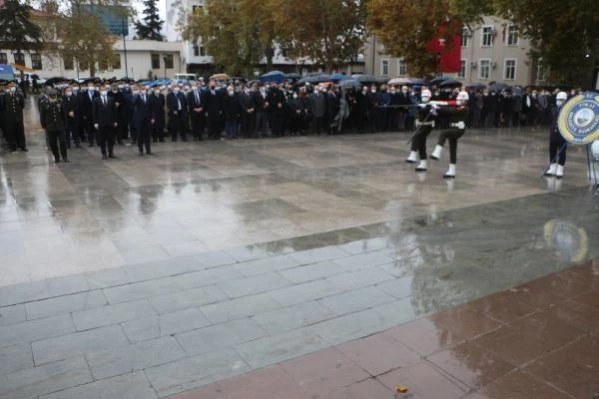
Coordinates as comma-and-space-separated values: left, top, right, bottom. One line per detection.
0, 40, 183, 81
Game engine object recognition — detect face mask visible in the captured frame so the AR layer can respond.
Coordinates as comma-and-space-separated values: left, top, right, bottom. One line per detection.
100, 91, 107, 97
228, 91, 234, 96
65, 91, 72, 97
556, 100, 565, 107
88, 87, 95, 92
390, 90, 396, 94
402, 89, 408, 94
154, 89, 160, 95
141, 90, 147, 95
192, 86, 198, 91
173, 88, 179, 93
293, 93, 298, 99
118, 85, 124, 89
371, 89, 376, 93
132, 90, 140, 95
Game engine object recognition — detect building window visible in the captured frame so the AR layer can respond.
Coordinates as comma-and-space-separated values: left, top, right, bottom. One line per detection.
458, 59, 467, 79
504, 59, 516, 80
381, 59, 389, 76
151, 54, 160, 69
98, 57, 109, 71
397, 58, 406, 76
14, 53, 25, 66
481, 26, 493, 47
0, 53, 7, 64
112, 53, 121, 69
535, 60, 546, 81
64, 56, 74, 71
479, 59, 491, 79
461, 27, 469, 47
164, 54, 174, 69
506, 24, 519, 46
193, 45, 199, 56
192, 5, 204, 15
199, 45, 206, 56
31, 54, 42, 70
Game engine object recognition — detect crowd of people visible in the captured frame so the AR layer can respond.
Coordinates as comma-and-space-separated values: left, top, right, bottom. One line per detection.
0, 76, 584, 164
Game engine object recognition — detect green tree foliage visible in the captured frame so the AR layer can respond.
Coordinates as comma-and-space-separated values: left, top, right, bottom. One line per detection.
0, 0, 44, 55
367, 0, 461, 79
453, 0, 599, 85
135, 0, 163, 41
181, 0, 276, 76
274, 0, 367, 72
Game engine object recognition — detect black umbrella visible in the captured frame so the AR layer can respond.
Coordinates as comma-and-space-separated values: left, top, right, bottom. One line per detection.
429, 76, 450, 86
466, 82, 486, 89
44, 77, 68, 86
439, 79, 463, 88
298, 74, 331, 84
353, 74, 378, 84
488, 82, 510, 92
286, 73, 302, 80
337, 79, 361, 90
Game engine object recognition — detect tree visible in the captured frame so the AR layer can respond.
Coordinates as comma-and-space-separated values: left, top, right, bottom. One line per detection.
135, 0, 163, 41
181, 0, 275, 76
453, 0, 599, 86
0, 0, 44, 57
52, 1, 122, 77
367, 0, 462, 79
274, 0, 367, 72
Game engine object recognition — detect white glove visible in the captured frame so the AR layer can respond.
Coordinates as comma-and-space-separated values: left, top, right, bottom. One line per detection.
415, 120, 422, 127
456, 121, 465, 129
431, 104, 439, 110
94, 123, 99, 130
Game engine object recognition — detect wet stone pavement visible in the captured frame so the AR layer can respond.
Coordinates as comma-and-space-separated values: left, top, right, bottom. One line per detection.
0, 101, 598, 398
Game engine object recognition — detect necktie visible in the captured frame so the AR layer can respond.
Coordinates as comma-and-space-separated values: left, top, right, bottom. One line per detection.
142, 95, 146, 103
102, 96, 106, 105
195, 92, 199, 103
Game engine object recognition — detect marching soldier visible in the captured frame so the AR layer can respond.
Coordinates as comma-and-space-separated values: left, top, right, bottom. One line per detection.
430, 91, 470, 178
406, 89, 435, 172
40, 88, 69, 163
0, 82, 27, 153
544, 91, 569, 178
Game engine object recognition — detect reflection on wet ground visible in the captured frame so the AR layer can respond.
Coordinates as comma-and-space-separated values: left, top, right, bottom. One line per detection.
0, 98, 598, 398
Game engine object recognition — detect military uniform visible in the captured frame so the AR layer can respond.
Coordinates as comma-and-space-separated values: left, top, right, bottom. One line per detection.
40, 96, 69, 162
0, 89, 27, 152
408, 104, 435, 169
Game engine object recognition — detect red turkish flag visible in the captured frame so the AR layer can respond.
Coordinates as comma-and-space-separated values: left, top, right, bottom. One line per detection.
427, 30, 461, 73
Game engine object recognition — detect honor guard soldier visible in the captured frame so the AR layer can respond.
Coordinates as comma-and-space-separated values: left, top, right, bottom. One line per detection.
40, 88, 69, 163
544, 91, 569, 178
0, 82, 27, 153
407, 89, 435, 172
430, 91, 470, 178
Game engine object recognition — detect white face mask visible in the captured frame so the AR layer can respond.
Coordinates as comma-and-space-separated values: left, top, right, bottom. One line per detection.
421, 96, 430, 103
65, 91, 72, 97
100, 91, 107, 97
228, 91, 234, 96
88, 86, 95, 92
556, 100, 565, 107
293, 93, 298, 99
173, 88, 179, 93
132, 90, 140, 95
371, 89, 376, 93
192, 86, 198, 91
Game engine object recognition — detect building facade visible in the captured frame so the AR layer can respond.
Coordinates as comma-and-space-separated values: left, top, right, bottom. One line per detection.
0, 40, 183, 81
364, 16, 547, 87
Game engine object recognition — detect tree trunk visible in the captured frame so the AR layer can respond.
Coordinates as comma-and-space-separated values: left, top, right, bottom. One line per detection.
265, 45, 274, 71
89, 61, 96, 78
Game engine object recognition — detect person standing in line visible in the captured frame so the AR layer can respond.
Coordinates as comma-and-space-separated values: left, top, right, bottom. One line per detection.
92, 85, 118, 160
187, 82, 205, 141
151, 86, 166, 143
239, 85, 256, 138
223, 85, 241, 139
309, 86, 326, 135
0, 82, 27, 153
204, 80, 223, 140
83, 83, 98, 146
40, 88, 69, 163
167, 83, 188, 141
133, 85, 153, 156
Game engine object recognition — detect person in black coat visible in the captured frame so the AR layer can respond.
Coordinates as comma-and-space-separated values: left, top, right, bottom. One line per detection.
187, 84, 205, 141
108, 84, 127, 145
223, 86, 241, 139
204, 80, 224, 140
72, 86, 87, 143
309, 87, 327, 135
82, 84, 98, 146
238, 86, 256, 138
0, 83, 27, 152
166, 84, 188, 141
151, 87, 166, 142
92, 86, 118, 160
253, 84, 268, 138
132, 86, 153, 155
267, 84, 286, 137
62, 86, 80, 148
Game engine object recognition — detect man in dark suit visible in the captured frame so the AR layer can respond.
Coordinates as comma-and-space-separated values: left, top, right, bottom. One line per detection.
204, 79, 223, 140
253, 84, 268, 138
133, 85, 153, 155
108, 83, 127, 145
187, 83, 205, 141
83, 83, 98, 146
166, 84, 187, 141
309, 87, 327, 135
0, 83, 27, 152
151, 86, 166, 142
92, 85, 118, 160
62, 85, 81, 148
239, 85, 256, 138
